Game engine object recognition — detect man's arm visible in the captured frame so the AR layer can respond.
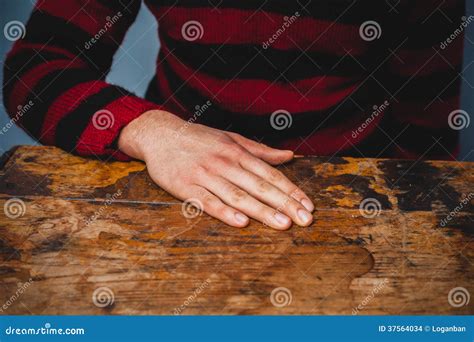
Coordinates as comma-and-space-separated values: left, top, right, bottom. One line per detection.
3, 0, 161, 159
3, 0, 315, 229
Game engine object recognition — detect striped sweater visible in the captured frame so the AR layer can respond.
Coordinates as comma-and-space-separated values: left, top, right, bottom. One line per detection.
3, 0, 466, 160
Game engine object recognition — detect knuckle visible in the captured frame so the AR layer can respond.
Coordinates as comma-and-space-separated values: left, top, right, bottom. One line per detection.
275, 195, 295, 212
229, 187, 247, 203
262, 209, 279, 226
216, 132, 233, 143
289, 186, 303, 199
215, 134, 238, 150
193, 164, 209, 182
256, 180, 273, 193
286, 199, 302, 213
201, 196, 218, 212
177, 171, 194, 184
256, 142, 270, 151
227, 131, 242, 140
228, 144, 246, 157
207, 155, 230, 173
267, 168, 284, 182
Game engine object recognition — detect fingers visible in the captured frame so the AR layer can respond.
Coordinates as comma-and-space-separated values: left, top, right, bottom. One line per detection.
182, 185, 250, 228
202, 175, 293, 230
220, 167, 313, 227
227, 132, 293, 165
240, 155, 314, 212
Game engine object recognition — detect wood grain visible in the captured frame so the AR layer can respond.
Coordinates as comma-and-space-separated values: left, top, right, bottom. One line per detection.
0, 146, 472, 315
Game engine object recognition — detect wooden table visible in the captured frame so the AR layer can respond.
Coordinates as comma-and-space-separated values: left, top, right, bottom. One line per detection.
0, 146, 472, 315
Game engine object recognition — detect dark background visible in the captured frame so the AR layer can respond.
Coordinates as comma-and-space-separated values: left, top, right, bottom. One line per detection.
1, 1, 473, 160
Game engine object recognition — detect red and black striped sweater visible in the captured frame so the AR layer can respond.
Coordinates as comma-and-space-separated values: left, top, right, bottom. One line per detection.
3, 0, 466, 161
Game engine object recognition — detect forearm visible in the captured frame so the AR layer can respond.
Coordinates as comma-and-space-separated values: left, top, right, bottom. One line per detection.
2, 0, 155, 160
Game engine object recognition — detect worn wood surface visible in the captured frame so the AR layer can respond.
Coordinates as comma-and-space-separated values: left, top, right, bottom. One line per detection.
0, 146, 472, 315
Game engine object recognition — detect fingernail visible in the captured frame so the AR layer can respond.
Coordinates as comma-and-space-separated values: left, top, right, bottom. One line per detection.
274, 212, 291, 226
235, 213, 248, 225
298, 209, 312, 224
301, 198, 314, 212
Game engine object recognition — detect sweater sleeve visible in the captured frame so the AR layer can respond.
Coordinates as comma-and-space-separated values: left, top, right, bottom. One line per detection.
2, 0, 162, 160
384, 0, 466, 160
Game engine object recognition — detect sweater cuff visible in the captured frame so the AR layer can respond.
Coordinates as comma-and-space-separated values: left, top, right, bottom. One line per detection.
76, 94, 163, 161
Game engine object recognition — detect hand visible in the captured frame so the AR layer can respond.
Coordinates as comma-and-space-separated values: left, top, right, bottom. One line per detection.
118, 110, 314, 230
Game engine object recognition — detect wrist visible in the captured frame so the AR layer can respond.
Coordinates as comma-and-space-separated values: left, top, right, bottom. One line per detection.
118, 109, 182, 160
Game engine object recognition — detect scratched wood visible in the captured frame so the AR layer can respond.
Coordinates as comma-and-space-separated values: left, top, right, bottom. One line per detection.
0, 146, 472, 315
